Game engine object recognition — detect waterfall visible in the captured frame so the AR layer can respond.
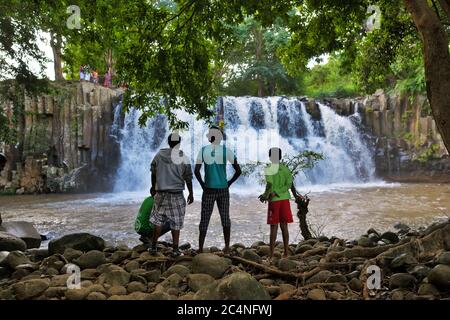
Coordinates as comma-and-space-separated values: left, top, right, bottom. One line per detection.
113, 97, 376, 193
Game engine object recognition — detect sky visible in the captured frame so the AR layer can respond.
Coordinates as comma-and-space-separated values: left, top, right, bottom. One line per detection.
30, 32, 55, 81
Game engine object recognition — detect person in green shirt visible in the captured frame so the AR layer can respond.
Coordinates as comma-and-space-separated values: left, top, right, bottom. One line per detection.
259, 147, 294, 260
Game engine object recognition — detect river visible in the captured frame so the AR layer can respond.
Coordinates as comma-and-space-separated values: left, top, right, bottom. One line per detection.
1, 183, 448, 248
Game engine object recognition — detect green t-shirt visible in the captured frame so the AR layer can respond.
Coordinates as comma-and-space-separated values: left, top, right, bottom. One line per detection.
196, 144, 236, 189
134, 196, 154, 234
264, 163, 293, 202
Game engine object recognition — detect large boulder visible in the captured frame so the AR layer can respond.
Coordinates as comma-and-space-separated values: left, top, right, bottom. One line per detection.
48, 233, 105, 255
0, 221, 41, 249
163, 264, 191, 278
307, 288, 326, 300
427, 264, 450, 289
194, 272, 270, 300
187, 273, 215, 292
380, 231, 399, 244
241, 249, 262, 263
74, 250, 106, 269
12, 278, 50, 300
0, 231, 27, 252
278, 258, 299, 272
100, 269, 131, 287
4, 251, 31, 269
437, 252, 450, 266
191, 254, 231, 279
389, 273, 416, 290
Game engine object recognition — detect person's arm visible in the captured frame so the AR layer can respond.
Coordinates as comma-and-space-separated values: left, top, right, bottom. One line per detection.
186, 179, 194, 204
258, 181, 273, 203
227, 158, 242, 187
183, 162, 194, 204
194, 163, 206, 190
150, 157, 157, 196
150, 170, 156, 196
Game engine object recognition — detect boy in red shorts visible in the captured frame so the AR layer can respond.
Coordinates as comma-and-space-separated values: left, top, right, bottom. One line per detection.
258, 147, 294, 260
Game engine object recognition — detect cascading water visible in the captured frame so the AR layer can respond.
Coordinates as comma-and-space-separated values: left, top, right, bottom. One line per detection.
113, 97, 376, 193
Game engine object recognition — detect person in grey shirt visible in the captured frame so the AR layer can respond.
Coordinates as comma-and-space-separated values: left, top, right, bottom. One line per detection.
149, 133, 194, 257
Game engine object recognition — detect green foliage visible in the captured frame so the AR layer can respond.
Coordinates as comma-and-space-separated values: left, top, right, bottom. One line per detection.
219, 17, 300, 96
417, 144, 440, 163
241, 151, 324, 185
391, 35, 426, 96
303, 54, 358, 98
1, 0, 446, 132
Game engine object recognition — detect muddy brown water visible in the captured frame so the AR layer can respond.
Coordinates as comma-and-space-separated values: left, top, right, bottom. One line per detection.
0, 183, 449, 249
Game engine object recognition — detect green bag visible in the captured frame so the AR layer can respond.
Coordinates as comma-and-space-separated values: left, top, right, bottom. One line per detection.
134, 196, 155, 234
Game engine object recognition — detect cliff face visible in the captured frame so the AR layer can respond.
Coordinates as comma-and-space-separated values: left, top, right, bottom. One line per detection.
0, 82, 122, 194
323, 89, 450, 181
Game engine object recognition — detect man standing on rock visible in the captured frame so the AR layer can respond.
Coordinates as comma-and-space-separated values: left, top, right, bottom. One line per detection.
149, 133, 194, 257
195, 125, 242, 254
259, 147, 294, 260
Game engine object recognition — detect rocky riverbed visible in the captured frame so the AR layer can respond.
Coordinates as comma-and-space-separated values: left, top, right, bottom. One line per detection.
0, 220, 449, 300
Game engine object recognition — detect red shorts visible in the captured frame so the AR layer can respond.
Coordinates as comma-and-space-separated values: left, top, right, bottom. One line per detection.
267, 199, 293, 225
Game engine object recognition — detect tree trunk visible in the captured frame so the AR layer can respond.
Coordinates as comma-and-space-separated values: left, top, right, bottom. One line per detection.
106, 47, 113, 72
50, 34, 64, 81
404, 0, 450, 153
438, 0, 450, 19
254, 26, 265, 97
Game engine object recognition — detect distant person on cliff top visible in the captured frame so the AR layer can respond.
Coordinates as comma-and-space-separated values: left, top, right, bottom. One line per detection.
104, 66, 111, 88
92, 69, 98, 84
259, 147, 294, 260
84, 65, 91, 82
148, 133, 194, 257
194, 125, 242, 254
79, 65, 85, 81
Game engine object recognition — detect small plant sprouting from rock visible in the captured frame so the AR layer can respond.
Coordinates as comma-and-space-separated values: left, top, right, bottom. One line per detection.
240, 151, 324, 184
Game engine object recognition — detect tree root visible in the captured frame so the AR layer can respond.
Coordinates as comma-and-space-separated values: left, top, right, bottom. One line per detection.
288, 247, 328, 260
359, 222, 450, 299
320, 242, 402, 264
227, 255, 322, 281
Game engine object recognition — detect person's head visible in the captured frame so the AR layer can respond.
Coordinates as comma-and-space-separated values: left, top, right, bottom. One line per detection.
269, 147, 282, 164
168, 133, 181, 148
206, 125, 223, 145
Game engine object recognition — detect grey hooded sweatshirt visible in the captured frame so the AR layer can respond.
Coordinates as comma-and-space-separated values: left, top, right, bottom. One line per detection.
151, 148, 193, 191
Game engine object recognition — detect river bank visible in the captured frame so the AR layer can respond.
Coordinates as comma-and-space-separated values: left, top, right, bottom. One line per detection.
0, 183, 449, 247
0, 220, 449, 300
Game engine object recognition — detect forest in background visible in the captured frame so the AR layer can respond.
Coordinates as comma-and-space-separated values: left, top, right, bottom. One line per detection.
1, 0, 449, 150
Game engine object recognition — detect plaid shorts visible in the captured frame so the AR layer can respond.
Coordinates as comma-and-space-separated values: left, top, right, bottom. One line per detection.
199, 188, 230, 233
150, 191, 186, 231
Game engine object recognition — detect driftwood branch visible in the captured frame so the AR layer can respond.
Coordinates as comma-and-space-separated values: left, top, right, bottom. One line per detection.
227, 255, 322, 281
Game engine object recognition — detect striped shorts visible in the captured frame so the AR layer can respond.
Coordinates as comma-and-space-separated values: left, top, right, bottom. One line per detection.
150, 191, 186, 231
199, 188, 230, 233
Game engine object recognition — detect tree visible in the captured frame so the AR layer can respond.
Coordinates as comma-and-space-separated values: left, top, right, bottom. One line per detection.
273, 0, 450, 152
0, 1, 47, 84
219, 17, 298, 96
403, 0, 450, 153
2, 1, 450, 152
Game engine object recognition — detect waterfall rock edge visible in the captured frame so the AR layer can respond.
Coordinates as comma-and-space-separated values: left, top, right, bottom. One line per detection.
1, 83, 449, 194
